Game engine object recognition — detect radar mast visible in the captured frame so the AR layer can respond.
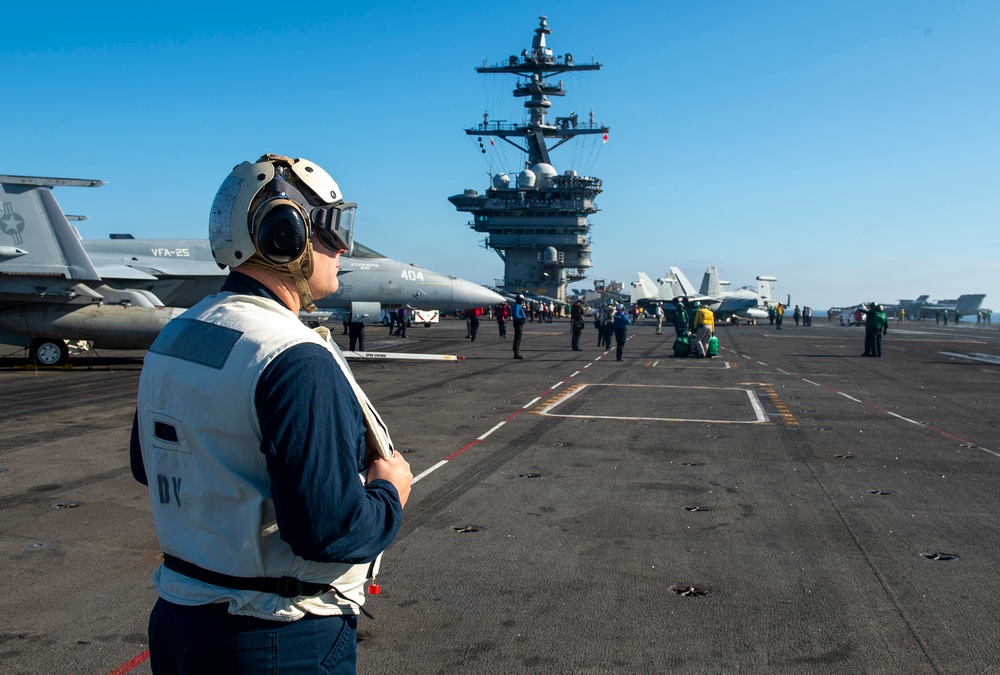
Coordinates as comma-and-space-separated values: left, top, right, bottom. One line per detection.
449, 16, 609, 302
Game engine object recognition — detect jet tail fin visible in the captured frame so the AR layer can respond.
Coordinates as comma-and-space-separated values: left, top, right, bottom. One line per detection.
701, 266, 721, 296
669, 267, 699, 297
630, 273, 659, 303
0, 176, 103, 286
956, 294, 986, 315
756, 275, 777, 305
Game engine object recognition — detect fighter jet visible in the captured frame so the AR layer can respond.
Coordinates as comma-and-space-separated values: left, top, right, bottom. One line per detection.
629, 266, 776, 322
697, 266, 777, 322
81, 237, 504, 317
895, 294, 987, 321
0, 174, 185, 365
0, 174, 503, 365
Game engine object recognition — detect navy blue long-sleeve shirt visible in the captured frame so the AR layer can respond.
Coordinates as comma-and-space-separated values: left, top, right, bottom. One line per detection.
130, 273, 402, 565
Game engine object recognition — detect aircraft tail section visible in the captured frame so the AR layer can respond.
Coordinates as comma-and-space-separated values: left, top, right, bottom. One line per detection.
658, 274, 683, 300
630, 273, 659, 303
756, 275, 777, 305
700, 266, 721, 296
668, 267, 699, 297
0, 177, 103, 294
956, 294, 986, 316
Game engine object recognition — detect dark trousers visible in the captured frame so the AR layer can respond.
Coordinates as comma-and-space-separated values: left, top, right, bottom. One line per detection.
148, 598, 357, 674
498, 319, 506, 338
865, 330, 882, 357
512, 321, 524, 356
571, 321, 583, 350
614, 328, 627, 360
470, 316, 479, 341
348, 323, 365, 351
600, 324, 613, 350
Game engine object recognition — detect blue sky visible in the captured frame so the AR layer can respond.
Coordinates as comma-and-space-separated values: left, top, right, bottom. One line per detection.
4, 1, 998, 311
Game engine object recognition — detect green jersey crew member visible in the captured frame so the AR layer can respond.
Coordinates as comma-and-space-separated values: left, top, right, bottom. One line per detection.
130, 154, 412, 673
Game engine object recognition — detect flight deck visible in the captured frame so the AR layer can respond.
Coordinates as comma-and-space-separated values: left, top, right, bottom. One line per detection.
1, 317, 998, 673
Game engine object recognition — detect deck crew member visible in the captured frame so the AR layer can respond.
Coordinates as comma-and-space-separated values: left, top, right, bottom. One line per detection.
129, 154, 412, 674
511, 295, 527, 358
692, 301, 715, 358
864, 302, 888, 357
570, 298, 585, 351
672, 299, 689, 338
613, 303, 631, 361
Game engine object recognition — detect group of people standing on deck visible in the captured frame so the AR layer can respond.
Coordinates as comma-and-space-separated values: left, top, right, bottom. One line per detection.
500, 293, 900, 363
564, 296, 718, 361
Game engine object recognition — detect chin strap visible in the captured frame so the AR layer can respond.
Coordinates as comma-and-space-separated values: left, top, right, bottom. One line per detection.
289, 256, 316, 313
239, 243, 316, 312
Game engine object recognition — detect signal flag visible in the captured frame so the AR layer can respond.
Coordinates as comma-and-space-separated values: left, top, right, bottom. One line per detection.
602, 133, 609, 143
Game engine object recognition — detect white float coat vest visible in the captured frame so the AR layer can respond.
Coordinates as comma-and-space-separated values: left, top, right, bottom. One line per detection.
137, 292, 387, 621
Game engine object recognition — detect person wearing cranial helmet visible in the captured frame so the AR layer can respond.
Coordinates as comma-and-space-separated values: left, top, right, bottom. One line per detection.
131, 154, 412, 673
208, 153, 358, 312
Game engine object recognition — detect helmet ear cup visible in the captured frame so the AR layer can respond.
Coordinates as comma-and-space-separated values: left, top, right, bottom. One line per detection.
254, 200, 308, 264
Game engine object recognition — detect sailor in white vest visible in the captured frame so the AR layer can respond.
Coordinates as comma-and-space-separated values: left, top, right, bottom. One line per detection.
130, 154, 412, 674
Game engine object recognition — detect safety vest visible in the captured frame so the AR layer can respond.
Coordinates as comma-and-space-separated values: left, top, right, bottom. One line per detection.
694, 308, 715, 330
137, 292, 377, 621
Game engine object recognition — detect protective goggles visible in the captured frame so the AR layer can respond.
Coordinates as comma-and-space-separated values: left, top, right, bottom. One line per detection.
310, 201, 356, 255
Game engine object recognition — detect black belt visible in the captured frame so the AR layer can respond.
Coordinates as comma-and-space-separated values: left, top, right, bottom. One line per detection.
162, 553, 375, 619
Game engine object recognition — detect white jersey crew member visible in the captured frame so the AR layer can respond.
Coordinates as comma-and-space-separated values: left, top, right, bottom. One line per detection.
130, 154, 412, 674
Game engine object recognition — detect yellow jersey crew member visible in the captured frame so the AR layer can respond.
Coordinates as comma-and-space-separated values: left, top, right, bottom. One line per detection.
130, 154, 412, 673
692, 301, 715, 358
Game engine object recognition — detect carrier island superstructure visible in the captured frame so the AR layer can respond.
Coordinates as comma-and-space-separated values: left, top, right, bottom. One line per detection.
449, 17, 609, 302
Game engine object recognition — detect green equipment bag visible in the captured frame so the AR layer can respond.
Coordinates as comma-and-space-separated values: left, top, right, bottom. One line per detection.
707, 335, 720, 357
673, 335, 690, 357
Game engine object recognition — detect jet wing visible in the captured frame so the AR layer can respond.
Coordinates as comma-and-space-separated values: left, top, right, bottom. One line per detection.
92, 264, 159, 281
121, 259, 224, 278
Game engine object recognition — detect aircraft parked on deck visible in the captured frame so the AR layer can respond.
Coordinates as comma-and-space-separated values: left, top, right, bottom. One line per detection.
629, 265, 777, 322
0, 174, 503, 365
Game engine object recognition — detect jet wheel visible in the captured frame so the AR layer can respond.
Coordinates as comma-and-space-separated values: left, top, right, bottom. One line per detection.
30, 338, 69, 367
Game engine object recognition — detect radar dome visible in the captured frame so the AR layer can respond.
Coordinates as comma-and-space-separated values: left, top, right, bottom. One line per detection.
492, 173, 511, 189
517, 169, 536, 188
542, 246, 559, 264
532, 163, 558, 188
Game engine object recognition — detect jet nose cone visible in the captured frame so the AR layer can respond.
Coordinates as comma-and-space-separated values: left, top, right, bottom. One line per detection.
452, 278, 505, 308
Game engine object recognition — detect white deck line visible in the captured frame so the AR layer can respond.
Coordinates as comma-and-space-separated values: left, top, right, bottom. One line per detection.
412, 460, 448, 484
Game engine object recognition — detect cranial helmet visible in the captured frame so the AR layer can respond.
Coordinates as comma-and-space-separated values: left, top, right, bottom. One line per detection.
209, 154, 357, 310
692, 300, 702, 308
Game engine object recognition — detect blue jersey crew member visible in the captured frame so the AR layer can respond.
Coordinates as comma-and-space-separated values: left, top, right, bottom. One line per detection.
130, 154, 412, 674
511, 295, 527, 359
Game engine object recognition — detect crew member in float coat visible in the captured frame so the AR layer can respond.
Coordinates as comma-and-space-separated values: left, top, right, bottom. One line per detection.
130, 154, 412, 673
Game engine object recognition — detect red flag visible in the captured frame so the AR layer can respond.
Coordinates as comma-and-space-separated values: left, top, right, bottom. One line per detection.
490, 137, 495, 147
602, 132, 609, 143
